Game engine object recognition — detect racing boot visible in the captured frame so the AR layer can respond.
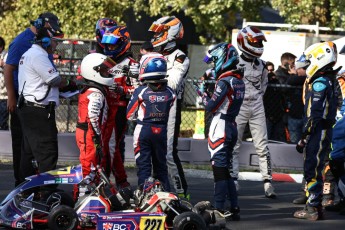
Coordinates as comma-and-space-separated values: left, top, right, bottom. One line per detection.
264, 181, 276, 198
293, 205, 323, 220
228, 206, 240, 221
321, 182, 335, 207
325, 198, 345, 215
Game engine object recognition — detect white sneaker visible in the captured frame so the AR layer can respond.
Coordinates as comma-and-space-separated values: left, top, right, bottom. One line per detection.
234, 180, 240, 193
264, 182, 276, 198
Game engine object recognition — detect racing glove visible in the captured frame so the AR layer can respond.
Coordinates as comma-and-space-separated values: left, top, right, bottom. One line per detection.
192, 82, 206, 97
296, 139, 307, 153
128, 62, 140, 79
93, 135, 103, 164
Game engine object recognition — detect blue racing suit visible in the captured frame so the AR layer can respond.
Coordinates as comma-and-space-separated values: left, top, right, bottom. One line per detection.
202, 71, 245, 210
127, 82, 175, 191
329, 76, 345, 200
303, 73, 337, 207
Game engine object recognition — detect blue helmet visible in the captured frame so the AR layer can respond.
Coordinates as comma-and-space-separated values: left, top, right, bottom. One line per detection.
101, 25, 131, 58
139, 53, 167, 81
203, 42, 239, 76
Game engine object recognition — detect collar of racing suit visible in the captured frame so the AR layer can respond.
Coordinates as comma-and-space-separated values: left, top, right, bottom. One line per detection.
240, 53, 261, 66
308, 66, 341, 84
217, 70, 242, 81
111, 51, 133, 63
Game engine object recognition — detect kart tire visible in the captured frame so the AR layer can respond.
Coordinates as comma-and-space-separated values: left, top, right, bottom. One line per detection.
48, 205, 78, 230
47, 192, 75, 208
173, 211, 207, 230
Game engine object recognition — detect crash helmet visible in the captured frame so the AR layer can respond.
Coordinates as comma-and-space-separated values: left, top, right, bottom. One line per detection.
80, 53, 116, 86
203, 42, 239, 76
149, 16, 184, 48
237, 26, 266, 58
303, 41, 337, 78
138, 52, 167, 81
95, 18, 117, 48
101, 25, 131, 59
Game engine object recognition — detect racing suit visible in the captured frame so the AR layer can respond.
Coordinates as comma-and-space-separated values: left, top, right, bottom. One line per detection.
101, 53, 138, 188
302, 73, 337, 208
76, 84, 108, 178
329, 75, 345, 206
127, 82, 175, 191
202, 71, 245, 211
231, 54, 272, 182
163, 47, 190, 195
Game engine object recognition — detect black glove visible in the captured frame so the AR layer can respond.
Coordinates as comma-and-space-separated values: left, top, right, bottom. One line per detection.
60, 79, 78, 92
93, 135, 103, 164
296, 139, 307, 153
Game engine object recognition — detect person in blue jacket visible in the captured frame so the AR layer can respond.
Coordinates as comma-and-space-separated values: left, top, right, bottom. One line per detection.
294, 41, 339, 220
127, 53, 175, 191
195, 42, 245, 220
325, 45, 345, 215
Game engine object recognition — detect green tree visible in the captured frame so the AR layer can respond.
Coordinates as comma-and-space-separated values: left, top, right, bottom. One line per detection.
0, 0, 131, 45
132, 0, 270, 44
0, 0, 272, 45
271, 0, 345, 29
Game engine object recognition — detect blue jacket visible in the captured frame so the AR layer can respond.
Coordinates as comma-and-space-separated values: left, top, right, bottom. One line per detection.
127, 83, 175, 125
303, 75, 337, 136
202, 71, 245, 120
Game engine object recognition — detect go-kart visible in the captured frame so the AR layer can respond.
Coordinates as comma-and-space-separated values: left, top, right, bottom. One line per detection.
0, 164, 225, 230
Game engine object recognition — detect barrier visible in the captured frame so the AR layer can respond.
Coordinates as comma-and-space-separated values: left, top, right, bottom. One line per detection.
0, 131, 303, 171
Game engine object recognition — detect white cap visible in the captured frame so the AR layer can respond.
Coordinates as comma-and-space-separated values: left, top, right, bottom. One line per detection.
295, 60, 308, 70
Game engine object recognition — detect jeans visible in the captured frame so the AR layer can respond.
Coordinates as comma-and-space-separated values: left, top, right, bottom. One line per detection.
288, 116, 304, 144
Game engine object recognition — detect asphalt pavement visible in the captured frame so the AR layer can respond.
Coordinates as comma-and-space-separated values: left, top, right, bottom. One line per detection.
0, 163, 343, 230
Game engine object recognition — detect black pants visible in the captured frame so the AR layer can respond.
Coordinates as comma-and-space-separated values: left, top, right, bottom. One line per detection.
10, 108, 23, 186
18, 104, 58, 179
172, 99, 188, 193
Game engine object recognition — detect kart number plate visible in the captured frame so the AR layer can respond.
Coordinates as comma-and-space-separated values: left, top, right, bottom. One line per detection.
139, 216, 165, 230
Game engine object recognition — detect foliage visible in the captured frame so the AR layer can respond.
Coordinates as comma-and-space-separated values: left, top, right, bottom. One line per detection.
2, 0, 345, 48
132, 0, 270, 44
271, 0, 345, 29
0, 0, 131, 46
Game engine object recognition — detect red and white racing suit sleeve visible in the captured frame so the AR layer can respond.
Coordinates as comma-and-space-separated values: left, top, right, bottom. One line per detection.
87, 91, 105, 136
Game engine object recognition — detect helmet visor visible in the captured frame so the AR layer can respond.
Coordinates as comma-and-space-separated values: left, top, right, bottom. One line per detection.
101, 34, 121, 45
203, 53, 213, 64
149, 23, 167, 33
93, 57, 116, 78
247, 35, 266, 48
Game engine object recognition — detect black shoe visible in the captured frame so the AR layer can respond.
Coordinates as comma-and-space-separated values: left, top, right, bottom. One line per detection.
229, 206, 240, 221
325, 199, 345, 213
293, 195, 308, 204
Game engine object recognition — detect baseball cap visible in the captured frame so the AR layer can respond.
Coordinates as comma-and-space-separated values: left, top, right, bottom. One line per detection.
295, 61, 308, 70
39, 12, 63, 34
141, 41, 154, 51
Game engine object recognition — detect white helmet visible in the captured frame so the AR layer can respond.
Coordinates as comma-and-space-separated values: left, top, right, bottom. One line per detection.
303, 41, 337, 78
237, 26, 266, 58
80, 53, 116, 86
149, 16, 184, 48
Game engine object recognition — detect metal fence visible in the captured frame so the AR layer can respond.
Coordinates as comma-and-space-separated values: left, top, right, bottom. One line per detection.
0, 39, 307, 143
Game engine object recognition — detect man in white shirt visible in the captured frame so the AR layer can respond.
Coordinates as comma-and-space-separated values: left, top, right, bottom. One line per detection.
17, 27, 69, 180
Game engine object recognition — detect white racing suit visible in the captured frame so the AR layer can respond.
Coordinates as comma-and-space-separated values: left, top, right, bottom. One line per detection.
230, 55, 272, 182
164, 48, 190, 195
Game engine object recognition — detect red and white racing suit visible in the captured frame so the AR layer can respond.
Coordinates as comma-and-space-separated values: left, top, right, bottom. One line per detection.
101, 54, 138, 188
76, 86, 108, 178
